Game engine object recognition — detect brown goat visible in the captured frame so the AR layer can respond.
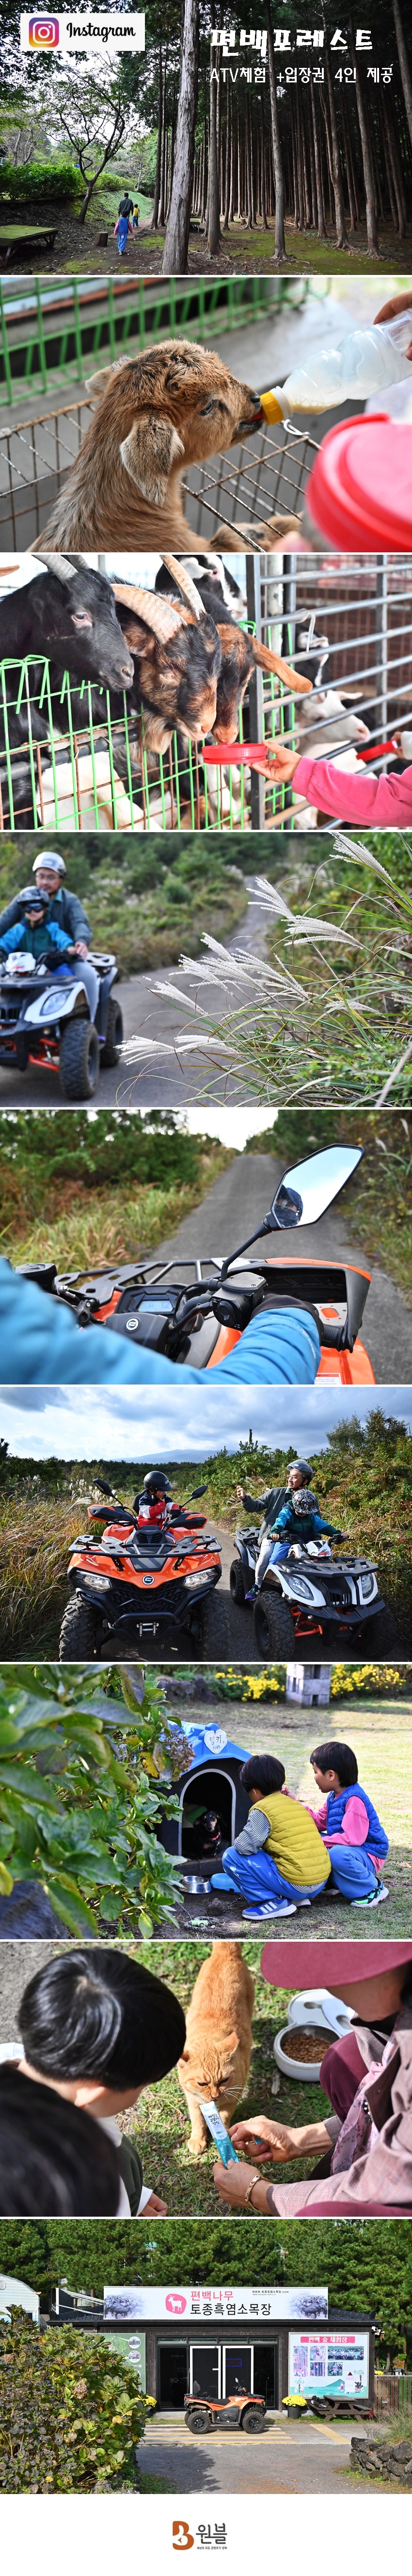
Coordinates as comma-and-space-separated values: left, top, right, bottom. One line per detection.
33, 341, 265, 555
109, 557, 222, 754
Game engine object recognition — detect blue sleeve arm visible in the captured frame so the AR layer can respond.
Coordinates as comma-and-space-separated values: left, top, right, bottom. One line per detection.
0, 923, 23, 954
0, 1265, 321, 1388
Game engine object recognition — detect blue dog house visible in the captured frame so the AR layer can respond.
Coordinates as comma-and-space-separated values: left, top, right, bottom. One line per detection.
159, 1720, 250, 1869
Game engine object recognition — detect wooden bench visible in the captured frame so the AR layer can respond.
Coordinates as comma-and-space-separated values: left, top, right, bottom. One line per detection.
0, 224, 57, 264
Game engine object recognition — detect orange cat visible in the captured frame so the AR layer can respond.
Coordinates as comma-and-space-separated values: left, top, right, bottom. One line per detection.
177, 1941, 254, 2157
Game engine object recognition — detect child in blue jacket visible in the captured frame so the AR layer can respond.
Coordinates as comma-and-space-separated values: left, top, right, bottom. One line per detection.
307, 1739, 389, 1909
0, 891, 73, 966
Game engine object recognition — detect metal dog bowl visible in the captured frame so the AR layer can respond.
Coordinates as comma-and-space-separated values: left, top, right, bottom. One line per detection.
182, 1873, 210, 1896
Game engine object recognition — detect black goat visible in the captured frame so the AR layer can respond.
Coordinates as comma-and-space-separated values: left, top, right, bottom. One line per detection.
0, 554, 134, 827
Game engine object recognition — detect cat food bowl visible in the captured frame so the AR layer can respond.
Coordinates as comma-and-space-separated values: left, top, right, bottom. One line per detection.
273, 1987, 355, 2084
183, 1874, 210, 1896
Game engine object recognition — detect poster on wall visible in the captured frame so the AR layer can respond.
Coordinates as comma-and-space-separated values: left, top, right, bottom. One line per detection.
288, 2331, 369, 2400
104, 2285, 328, 2323
104, 2329, 146, 2386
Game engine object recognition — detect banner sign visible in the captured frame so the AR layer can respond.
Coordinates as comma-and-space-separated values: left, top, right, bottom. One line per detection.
104, 2285, 329, 2324
289, 2330, 369, 2399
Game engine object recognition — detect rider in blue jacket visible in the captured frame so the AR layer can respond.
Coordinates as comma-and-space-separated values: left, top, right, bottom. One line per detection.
0, 1257, 321, 1387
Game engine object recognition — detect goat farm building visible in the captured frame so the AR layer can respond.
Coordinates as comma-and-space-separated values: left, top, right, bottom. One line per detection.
48, 2282, 376, 2415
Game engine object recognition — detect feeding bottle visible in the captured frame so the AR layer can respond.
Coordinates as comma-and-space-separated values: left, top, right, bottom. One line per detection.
261, 310, 412, 417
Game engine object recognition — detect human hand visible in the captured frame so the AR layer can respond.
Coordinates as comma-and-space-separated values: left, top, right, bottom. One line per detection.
142, 2192, 168, 2216
212, 2157, 262, 2209
74, 940, 89, 958
237, 1485, 246, 1500
374, 292, 412, 359
264, 744, 301, 785
229, 2116, 297, 2163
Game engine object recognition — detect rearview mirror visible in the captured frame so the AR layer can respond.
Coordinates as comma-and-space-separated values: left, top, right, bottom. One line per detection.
191, 1484, 207, 1498
95, 1479, 112, 1496
268, 1144, 363, 1231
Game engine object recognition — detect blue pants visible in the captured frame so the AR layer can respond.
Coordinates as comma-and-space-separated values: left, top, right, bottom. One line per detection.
215, 1842, 328, 1907
56, 959, 99, 1023
116, 219, 129, 255
328, 1844, 380, 1901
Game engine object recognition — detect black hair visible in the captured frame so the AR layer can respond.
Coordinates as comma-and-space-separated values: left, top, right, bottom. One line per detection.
0, 2067, 120, 2216
18, 1946, 186, 2091
239, 1754, 285, 1796
310, 1741, 358, 1788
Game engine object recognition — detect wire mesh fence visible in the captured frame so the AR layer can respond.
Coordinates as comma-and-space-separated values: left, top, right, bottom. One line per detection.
0, 552, 411, 833
0, 403, 322, 553
0, 273, 276, 407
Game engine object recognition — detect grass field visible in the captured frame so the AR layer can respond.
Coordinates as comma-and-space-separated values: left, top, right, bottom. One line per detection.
64, 214, 412, 277
0, 1143, 229, 1274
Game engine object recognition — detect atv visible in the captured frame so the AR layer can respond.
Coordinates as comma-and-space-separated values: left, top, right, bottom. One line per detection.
184, 2392, 266, 2435
17, 1144, 376, 1383
230, 1529, 393, 1659
0, 949, 122, 1100
59, 1479, 231, 1660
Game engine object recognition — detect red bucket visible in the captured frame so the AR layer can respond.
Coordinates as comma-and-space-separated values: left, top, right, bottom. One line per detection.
306, 412, 412, 550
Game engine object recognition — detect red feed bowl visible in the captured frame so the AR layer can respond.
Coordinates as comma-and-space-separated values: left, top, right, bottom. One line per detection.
305, 412, 412, 550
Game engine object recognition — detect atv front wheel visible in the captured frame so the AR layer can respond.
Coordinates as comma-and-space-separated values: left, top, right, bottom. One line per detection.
198, 1588, 231, 1656
242, 2407, 265, 2434
254, 1589, 295, 1658
15, 1033, 30, 1071
100, 998, 123, 1068
59, 1593, 99, 1659
59, 1018, 100, 1101
187, 2409, 211, 2435
230, 1555, 246, 1605
360, 1604, 401, 1651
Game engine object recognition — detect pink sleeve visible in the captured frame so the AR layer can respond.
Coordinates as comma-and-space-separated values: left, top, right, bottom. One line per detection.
293, 755, 412, 827
305, 1799, 328, 1828
337, 1795, 369, 1847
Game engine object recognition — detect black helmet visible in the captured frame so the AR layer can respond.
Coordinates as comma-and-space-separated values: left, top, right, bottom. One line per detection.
143, 1469, 173, 1497
18, 885, 47, 915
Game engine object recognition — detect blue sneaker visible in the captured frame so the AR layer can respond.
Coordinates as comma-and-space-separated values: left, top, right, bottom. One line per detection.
242, 1900, 298, 1920
351, 1884, 389, 1907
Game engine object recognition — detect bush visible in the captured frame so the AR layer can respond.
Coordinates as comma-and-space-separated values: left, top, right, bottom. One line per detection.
0, 2312, 151, 2492
0, 1662, 182, 1935
0, 158, 82, 203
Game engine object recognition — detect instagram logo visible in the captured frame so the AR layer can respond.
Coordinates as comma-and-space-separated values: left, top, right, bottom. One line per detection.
29, 15, 60, 40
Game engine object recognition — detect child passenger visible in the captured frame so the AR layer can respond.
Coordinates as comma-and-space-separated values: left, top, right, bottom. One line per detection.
210, 1751, 332, 1921
307, 1740, 389, 1909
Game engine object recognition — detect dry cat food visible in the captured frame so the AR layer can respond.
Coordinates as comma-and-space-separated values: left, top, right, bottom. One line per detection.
280, 2029, 326, 2064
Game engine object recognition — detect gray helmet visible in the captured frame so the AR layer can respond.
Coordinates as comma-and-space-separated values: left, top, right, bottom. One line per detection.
289, 1459, 313, 1482
18, 885, 48, 915
32, 850, 66, 876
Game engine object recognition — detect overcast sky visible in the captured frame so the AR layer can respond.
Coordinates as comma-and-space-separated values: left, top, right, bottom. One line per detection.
1, 1383, 411, 1465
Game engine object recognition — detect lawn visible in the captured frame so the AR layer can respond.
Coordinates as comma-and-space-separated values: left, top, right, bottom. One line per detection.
60, 215, 412, 279
119, 1947, 347, 2214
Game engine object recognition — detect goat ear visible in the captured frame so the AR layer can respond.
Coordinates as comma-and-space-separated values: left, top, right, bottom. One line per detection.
120, 412, 184, 508
85, 360, 128, 398
253, 639, 312, 695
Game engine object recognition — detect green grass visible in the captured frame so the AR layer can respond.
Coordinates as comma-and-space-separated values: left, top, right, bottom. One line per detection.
0, 1143, 229, 1273
124, 1949, 333, 2213
0, 840, 247, 978
63, 214, 412, 274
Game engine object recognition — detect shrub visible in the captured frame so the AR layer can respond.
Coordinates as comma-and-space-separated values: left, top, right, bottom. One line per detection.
0, 1662, 182, 1935
0, 2312, 151, 2492
0, 159, 82, 203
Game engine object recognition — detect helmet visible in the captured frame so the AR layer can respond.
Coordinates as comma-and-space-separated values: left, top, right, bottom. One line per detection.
289, 1459, 313, 1482
32, 850, 66, 876
143, 1469, 173, 1497
18, 885, 48, 915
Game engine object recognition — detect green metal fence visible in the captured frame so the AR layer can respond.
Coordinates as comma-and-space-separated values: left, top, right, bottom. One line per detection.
0, 274, 278, 407
0, 636, 298, 834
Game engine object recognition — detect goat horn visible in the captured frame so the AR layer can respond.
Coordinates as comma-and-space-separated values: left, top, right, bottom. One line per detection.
111, 580, 187, 644
253, 639, 312, 694
161, 554, 204, 621
35, 552, 78, 583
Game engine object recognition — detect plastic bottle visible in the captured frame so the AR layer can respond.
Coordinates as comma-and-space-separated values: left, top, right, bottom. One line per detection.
261, 310, 412, 417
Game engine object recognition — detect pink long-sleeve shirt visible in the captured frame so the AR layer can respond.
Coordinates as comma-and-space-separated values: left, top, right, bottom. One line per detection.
293, 754, 412, 826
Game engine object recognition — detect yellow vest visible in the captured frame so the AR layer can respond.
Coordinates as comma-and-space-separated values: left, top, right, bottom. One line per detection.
254, 1791, 331, 1888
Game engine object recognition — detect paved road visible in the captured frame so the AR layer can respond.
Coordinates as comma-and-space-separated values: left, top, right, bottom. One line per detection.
144, 1148, 412, 1384
140, 2415, 369, 2495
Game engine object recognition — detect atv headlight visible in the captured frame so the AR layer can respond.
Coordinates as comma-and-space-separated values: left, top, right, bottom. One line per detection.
81, 1573, 110, 1591
287, 1576, 314, 1600
184, 1570, 211, 1588
360, 1572, 375, 1600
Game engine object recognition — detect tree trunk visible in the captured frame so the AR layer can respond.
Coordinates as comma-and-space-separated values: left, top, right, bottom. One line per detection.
386, 95, 408, 228
322, 8, 348, 246
158, 51, 168, 226
260, 96, 268, 225
161, 0, 199, 272
307, 87, 317, 226
228, 104, 234, 222
310, 72, 327, 236
207, 38, 221, 256
340, 88, 358, 227
379, 96, 400, 228
392, 0, 412, 152
244, 94, 252, 224
201, 105, 208, 221
222, 84, 231, 227
349, 21, 379, 254
265, 0, 285, 258
300, 88, 311, 223
151, 45, 162, 228
295, 92, 305, 226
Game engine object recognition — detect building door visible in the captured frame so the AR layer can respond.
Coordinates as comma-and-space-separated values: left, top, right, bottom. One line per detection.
180, 1768, 235, 1858
158, 2341, 188, 2409
223, 2347, 252, 2399
190, 2345, 221, 2400
253, 2343, 278, 2409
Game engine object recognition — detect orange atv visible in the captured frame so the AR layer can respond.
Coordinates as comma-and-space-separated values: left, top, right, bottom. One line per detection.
21, 1145, 375, 1385
184, 2391, 266, 2434
59, 1479, 230, 1660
